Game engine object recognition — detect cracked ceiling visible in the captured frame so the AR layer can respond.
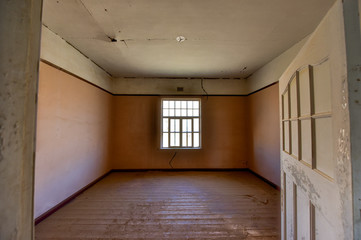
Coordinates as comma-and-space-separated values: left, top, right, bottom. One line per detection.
42, 0, 335, 78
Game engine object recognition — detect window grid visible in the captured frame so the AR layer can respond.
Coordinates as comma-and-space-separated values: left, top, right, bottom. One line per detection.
161, 99, 201, 149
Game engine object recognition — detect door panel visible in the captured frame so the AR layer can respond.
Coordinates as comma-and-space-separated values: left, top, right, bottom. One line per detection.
280, 2, 353, 239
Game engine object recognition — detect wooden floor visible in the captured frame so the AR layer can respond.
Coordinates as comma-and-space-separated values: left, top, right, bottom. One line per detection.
35, 171, 280, 239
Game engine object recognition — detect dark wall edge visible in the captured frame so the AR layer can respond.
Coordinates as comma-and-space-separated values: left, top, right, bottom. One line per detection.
247, 169, 280, 190
111, 168, 248, 172
246, 82, 279, 96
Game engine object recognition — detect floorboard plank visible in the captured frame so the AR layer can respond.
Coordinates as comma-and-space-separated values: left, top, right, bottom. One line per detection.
36, 171, 280, 239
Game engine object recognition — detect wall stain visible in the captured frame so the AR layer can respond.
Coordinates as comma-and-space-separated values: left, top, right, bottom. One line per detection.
287, 163, 320, 207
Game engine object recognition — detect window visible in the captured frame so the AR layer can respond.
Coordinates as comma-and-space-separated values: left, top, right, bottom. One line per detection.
161, 99, 201, 149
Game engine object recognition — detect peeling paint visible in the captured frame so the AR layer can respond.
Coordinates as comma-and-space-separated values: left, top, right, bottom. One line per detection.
278, 2, 354, 238
335, 75, 353, 238
287, 164, 320, 204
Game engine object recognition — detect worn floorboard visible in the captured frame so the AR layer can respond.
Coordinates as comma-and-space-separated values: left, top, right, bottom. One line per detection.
35, 171, 280, 239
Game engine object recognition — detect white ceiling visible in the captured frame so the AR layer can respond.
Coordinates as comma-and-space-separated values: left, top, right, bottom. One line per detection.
42, 0, 335, 78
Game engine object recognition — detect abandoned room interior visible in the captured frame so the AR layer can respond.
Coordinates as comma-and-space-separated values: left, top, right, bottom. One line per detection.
0, 0, 361, 239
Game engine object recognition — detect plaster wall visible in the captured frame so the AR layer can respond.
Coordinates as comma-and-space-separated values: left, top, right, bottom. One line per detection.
41, 25, 113, 92
247, 37, 308, 93
0, 0, 42, 239
34, 62, 112, 218
34, 64, 283, 221
342, 0, 361, 237
248, 83, 280, 187
112, 78, 248, 95
111, 96, 249, 169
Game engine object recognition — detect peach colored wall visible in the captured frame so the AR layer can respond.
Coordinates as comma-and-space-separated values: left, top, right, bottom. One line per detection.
34, 63, 281, 219
248, 83, 280, 187
111, 96, 249, 169
34, 62, 112, 218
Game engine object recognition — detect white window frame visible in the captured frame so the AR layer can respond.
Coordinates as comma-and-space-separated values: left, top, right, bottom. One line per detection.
161, 98, 201, 149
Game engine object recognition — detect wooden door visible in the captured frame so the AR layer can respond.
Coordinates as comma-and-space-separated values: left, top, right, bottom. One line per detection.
280, 1, 353, 239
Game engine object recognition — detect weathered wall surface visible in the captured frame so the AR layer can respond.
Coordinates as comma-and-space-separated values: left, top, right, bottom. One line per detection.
41, 25, 113, 92
0, 0, 42, 239
280, 1, 353, 239
111, 96, 249, 169
343, 0, 361, 237
359, 0, 361, 33
34, 62, 112, 218
248, 83, 280, 187
247, 37, 308, 93
112, 78, 248, 95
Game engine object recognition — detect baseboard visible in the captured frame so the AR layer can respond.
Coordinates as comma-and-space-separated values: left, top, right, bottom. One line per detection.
111, 168, 248, 172
247, 169, 280, 190
111, 168, 279, 190
34, 170, 112, 225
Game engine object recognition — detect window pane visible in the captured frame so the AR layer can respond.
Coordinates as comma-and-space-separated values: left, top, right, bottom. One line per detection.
194, 133, 199, 147
187, 109, 193, 116
169, 101, 175, 109
187, 101, 193, 109
175, 119, 180, 132
175, 133, 180, 146
163, 118, 168, 132
181, 109, 187, 116
181, 101, 187, 108
175, 101, 181, 108
169, 109, 175, 116
194, 118, 199, 132
163, 109, 168, 117
193, 109, 199, 116
163, 101, 169, 109
175, 109, 181, 116
170, 133, 175, 146
182, 133, 187, 147
163, 133, 168, 148
193, 101, 199, 109
171, 133, 180, 147
187, 133, 192, 147
188, 119, 192, 132
182, 119, 191, 133
170, 119, 175, 132
182, 119, 187, 133
170, 119, 180, 132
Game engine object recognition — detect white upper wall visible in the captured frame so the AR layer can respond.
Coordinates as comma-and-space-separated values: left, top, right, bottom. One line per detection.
40, 25, 113, 92
246, 36, 308, 93
112, 78, 248, 95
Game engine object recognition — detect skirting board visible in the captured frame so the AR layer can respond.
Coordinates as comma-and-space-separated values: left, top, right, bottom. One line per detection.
247, 169, 280, 190
111, 168, 248, 172
34, 170, 112, 225
34, 168, 278, 225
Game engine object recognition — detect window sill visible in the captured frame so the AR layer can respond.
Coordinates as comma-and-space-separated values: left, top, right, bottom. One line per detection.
160, 147, 202, 150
